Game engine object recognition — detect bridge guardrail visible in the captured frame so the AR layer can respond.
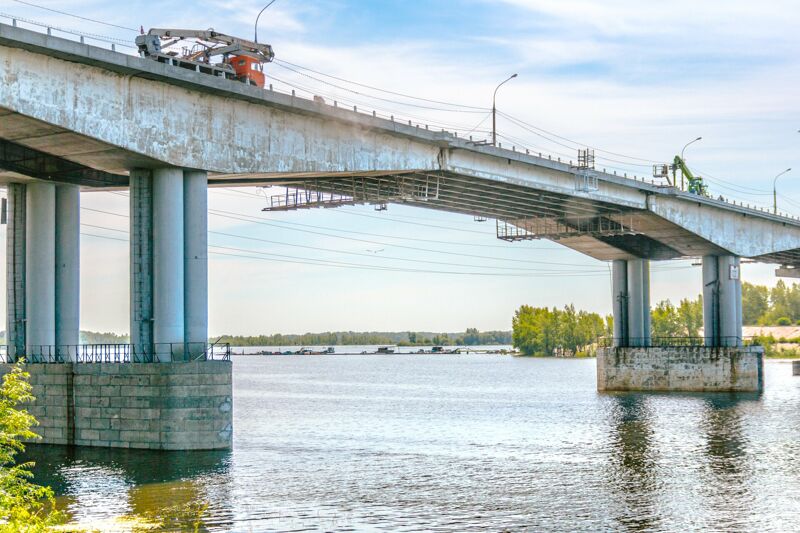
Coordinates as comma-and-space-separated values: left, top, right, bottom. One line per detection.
598, 336, 761, 348
0, 343, 231, 363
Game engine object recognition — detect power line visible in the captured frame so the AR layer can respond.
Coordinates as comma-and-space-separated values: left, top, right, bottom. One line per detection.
273, 58, 490, 111
10, 0, 139, 32
270, 62, 487, 114
80, 209, 692, 274
0, 11, 135, 48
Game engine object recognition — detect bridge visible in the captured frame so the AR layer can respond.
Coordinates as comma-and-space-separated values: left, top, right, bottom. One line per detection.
0, 22, 790, 448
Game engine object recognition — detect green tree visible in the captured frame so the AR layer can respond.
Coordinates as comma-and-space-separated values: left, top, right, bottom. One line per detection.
0, 362, 65, 531
512, 305, 604, 356
677, 296, 703, 337
742, 282, 769, 325
651, 300, 683, 338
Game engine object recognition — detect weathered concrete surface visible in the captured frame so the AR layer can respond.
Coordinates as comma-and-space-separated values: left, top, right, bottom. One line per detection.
597, 347, 764, 392
0, 361, 232, 450
648, 195, 800, 258
4, 23, 800, 264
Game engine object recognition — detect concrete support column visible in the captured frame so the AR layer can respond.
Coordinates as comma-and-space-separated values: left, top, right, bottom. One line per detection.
6, 183, 26, 361
183, 170, 208, 360
626, 259, 650, 347
703, 255, 742, 347
152, 168, 184, 362
55, 185, 80, 360
130, 170, 154, 360
702, 255, 719, 347
25, 182, 56, 357
611, 259, 628, 347
718, 255, 742, 347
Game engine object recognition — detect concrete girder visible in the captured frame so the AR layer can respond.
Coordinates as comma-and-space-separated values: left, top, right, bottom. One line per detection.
648, 195, 800, 258
2, 24, 800, 267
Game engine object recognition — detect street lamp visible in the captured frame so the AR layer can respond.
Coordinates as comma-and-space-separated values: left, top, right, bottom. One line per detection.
254, 0, 279, 44
773, 168, 792, 215
679, 136, 702, 189
492, 73, 517, 146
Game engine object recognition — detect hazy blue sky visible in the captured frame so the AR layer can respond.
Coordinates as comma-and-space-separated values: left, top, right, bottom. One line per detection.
1, 0, 799, 335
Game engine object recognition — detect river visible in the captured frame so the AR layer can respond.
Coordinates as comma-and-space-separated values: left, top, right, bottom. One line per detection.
25, 354, 800, 532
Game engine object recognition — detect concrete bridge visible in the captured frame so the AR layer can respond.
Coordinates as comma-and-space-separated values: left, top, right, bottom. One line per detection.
0, 23, 790, 447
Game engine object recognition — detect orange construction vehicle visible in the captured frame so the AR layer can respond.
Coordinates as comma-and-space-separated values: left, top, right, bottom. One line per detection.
135, 28, 274, 87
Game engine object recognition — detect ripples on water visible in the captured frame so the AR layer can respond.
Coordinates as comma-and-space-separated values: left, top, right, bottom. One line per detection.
26, 355, 800, 532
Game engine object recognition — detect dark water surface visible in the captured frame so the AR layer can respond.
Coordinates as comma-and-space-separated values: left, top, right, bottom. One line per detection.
26, 355, 800, 532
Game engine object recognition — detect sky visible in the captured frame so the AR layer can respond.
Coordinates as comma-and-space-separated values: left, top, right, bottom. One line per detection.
0, 0, 799, 336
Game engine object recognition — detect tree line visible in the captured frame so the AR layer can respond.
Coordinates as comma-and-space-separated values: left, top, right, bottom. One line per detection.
214, 329, 512, 347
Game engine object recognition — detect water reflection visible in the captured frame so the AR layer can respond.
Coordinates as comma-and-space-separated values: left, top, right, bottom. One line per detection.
25, 444, 232, 529
18, 357, 800, 532
698, 393, 758, 531
605, 394, 662, 532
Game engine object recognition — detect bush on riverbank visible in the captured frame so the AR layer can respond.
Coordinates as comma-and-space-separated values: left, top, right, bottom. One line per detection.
0, 362, 64, 532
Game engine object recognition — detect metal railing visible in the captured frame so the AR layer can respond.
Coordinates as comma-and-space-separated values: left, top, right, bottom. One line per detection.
598, 336, 760, 348
0, 343, 231, 363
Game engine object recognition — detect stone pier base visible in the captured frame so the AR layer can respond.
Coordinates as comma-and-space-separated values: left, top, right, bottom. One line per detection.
1, 361, 232, 450
597, 346, 764, 392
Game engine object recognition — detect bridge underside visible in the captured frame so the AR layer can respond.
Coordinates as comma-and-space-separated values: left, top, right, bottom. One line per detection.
0, 113, 790, 265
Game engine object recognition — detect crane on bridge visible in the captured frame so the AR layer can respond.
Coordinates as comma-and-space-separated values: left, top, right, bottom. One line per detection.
135, 28, 274, 88
671, 155, 709, 196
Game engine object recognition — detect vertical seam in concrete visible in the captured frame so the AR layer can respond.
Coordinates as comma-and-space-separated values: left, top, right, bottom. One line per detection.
66, 365, 75, 445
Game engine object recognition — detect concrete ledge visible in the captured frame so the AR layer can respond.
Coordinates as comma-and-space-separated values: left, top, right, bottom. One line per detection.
597, 346, 764, 392
0, 361, 232, 450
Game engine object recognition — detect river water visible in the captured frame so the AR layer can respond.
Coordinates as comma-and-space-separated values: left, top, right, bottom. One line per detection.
26, 354, 800, 532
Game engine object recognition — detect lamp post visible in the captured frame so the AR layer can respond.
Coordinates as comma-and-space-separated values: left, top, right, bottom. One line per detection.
773, 168, 792, 215
679, 136, 702, 190
492, 74, 517, 146
254, 0, 279, 44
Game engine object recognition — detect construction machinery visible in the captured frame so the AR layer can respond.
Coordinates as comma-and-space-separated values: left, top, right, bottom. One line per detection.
671, 155, 708, 196
135, 28, 274, 87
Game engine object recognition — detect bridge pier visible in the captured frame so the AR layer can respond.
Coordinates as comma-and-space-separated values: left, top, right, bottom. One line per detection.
130, 167, 208, 360
600, 254, 761, 392
703, 255, 743, 347
5, 182, 81, 361
611, 259, 650, 347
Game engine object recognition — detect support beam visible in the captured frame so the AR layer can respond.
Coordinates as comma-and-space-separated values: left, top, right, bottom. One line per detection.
6, 183, 26, 360
25, 182, 55, 355
55, 185, 80, 360
184, 170, 208, 359
130, 169, 154, 359
611, 259, 628, 347
152, 168, 184, 361
626, 259, 650, 347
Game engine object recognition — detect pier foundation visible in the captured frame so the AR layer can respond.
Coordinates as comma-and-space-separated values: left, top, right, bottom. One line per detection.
0, 361, 232, 450
597, 346, 764, 392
